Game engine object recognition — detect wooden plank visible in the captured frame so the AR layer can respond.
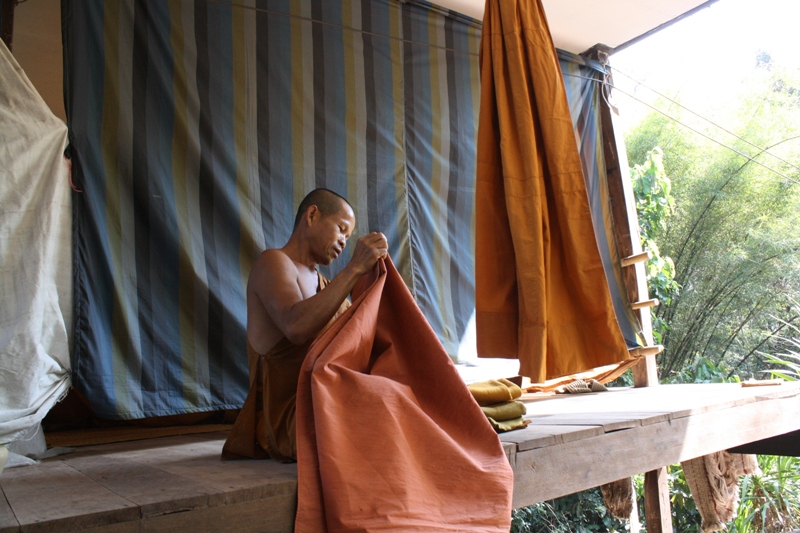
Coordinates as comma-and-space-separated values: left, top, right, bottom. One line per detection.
70, 434, 297, 508
147, 454, 297, 507
45, 424, 232, 448
644, 468, 672, 533
526, 405, 673, 427
65, 455, 215, 518
0, 461, 138, 533
140, 494, 296, 533
525, 414, 638, 432
65, 522, 138, 533
0, 485, 19, 533
511, 391, 800, 507
501, 424, 603, 451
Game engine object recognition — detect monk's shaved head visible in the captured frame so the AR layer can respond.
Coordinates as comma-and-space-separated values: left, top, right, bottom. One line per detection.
293, 188, 352, 230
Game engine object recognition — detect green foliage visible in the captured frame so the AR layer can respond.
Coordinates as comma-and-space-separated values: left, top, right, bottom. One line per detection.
624, 54, 800, 377
510, 488, 630, 533
760, 320, 800, 381
730, 455, 800, 533
630, 147, 680, 343
666, 464, 702, 533
631, 147, 675, 239
662, 356, 740, 384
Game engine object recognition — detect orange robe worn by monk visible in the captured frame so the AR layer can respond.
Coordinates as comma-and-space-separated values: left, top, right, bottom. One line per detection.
295, 258, 513, 533
222, 272, 350, 463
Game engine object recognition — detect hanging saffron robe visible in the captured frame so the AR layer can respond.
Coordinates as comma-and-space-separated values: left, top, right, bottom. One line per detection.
295, 258, 513, 533
222, 273, 350, 463
475, 0, 629, 382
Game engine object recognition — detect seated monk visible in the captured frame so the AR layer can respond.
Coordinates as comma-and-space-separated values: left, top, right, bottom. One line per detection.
222, 188, 388, 463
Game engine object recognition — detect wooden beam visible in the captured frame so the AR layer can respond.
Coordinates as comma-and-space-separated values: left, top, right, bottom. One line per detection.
644, 468, 672, 533
599, 85, 640, 308
599, 89, 659, 381
598, 74, 657, 349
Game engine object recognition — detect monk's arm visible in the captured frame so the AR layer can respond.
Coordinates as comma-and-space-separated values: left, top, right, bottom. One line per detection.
253, 233, 387, 345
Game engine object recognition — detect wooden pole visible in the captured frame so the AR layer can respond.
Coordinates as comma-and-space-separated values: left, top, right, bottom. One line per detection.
594, 54, 672, 530
644, 468, 673, 533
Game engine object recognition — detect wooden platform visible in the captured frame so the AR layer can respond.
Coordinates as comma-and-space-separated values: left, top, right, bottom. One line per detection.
2, 382, 799, 532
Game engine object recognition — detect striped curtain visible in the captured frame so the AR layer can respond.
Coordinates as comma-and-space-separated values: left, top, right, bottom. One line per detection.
64, 0, 482, 419
560, 51, 643, 349
64, 0, 635, 419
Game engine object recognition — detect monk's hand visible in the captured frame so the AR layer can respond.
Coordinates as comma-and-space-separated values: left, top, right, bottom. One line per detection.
347, 232, 388, 275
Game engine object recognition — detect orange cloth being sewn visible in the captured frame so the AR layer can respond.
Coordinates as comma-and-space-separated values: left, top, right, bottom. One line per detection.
222, 272, 349, 463
295, 258, 513, 532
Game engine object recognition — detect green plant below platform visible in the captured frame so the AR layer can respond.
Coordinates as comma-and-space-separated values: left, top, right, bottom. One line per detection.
511, 488, 630, 533
729, 454, 800, 533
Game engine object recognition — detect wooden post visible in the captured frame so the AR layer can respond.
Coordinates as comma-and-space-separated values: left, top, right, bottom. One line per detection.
599, 77, 659, 386
594, 53, 671, 529
1, 0, 15, 52
644, 468, 673, 533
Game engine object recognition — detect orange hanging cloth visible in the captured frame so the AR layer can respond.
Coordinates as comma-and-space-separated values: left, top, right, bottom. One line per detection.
295, 258, 513, 532
475, 0, 629, 382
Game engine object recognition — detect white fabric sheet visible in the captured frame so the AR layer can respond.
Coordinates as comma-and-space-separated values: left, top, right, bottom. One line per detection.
0, 39, 71, 445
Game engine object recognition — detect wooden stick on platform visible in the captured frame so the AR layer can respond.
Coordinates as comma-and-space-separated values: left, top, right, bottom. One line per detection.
631, 299, 659, 310
628, 345, 664, 358
621, 251, 652, 267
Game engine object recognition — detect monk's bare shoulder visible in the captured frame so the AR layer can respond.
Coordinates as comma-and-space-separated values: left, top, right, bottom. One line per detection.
250, 249, 297, 283
247, 249, 303, 353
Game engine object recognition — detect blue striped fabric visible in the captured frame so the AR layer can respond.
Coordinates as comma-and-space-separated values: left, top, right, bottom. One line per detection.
559, 51, 644, 349
64, 0, 637, 419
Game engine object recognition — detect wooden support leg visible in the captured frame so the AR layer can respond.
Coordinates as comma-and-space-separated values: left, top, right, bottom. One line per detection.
644, 467, 672, 533
633, 354, 659, 388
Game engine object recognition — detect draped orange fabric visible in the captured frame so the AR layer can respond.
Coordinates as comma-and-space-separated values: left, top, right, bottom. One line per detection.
295, 258, 513, 532
475, 0, 628, 382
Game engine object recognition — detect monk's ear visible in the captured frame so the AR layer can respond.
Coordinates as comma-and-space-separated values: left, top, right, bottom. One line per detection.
306, 205, 320, 226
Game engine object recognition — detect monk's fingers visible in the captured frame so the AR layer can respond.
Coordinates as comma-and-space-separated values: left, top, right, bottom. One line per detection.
373, 232, 388, 249
357, 232, 387, 250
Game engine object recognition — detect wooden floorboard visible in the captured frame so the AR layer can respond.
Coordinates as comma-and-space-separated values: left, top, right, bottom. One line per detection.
64, 455, 216, 518
1, 383, 798, 531
0, 461, 139, 533
0, 485, 19, 533
45, 424, 233, 448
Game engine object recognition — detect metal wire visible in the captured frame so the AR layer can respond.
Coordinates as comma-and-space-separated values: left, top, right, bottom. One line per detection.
560, 72, 800, 185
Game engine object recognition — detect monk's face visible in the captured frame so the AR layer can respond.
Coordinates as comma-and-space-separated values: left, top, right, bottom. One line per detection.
310, 202, 355, 266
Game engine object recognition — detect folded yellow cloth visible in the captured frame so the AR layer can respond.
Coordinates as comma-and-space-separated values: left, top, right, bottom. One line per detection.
481, 400, 527, 421
487, 415, 530, 433
467, 378, 522, 406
